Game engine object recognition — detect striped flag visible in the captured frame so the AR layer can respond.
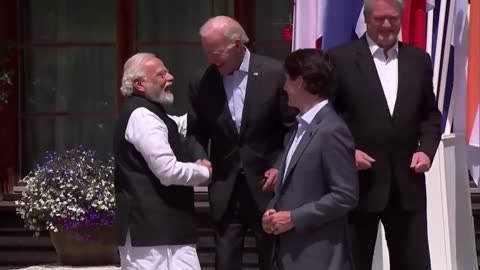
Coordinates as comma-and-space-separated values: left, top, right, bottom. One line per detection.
292, 0, 326, 50
466, 0, 480, 184
292, 0, 364, 50
427, 0, 435, 11
451, 0, 469, 135
402, 0, 427, 49
293, 0, 434, 51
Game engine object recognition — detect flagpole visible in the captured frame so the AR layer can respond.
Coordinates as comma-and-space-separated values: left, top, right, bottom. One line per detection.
292, 0, 298, 51
433, 0, 449, 98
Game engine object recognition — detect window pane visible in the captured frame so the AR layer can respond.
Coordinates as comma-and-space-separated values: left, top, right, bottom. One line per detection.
23, 117, 114, 174
23, 0, 115, 43
137, 0, 232, 42
23, 47, 116, 112
138, 1, 211, 42
255, 43, 291, 61
254, 0, 292, 60
137, 46, 207, 115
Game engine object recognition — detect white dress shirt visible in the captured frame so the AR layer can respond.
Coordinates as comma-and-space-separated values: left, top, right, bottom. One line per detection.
223, 48, 250, 132
125, 108, 209, 186
283, 100, 329, 181
119, 108, 208, 270
167, 113, 188, 139
366, 34, 399, 116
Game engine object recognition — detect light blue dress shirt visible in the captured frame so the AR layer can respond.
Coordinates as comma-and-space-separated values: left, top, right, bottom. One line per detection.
223, 48, 250, 132
283, 100, 329, 182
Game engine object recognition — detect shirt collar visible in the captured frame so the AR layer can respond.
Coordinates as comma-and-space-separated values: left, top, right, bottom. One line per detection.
366, 33, 399, 58
238, 47, 250, 73
297, 99, 329, 126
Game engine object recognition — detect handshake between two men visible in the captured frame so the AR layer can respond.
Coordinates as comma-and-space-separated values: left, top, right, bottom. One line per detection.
194, 159, 212, 175
193, 158, 279, 192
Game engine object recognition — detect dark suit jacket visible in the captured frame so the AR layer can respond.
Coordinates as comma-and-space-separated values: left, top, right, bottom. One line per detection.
187, 53, 296, 222
269, 103, 358, 270
328, 36, 442, 212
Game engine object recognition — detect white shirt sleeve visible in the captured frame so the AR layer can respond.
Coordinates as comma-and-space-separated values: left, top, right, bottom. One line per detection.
167, 113, 188, 138
125, 108, 209, 186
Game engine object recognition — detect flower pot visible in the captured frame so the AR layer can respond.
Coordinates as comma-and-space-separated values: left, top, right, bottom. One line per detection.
49, 226, 119, 266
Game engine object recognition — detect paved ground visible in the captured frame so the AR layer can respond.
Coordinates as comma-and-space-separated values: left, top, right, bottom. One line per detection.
0, 265, 119, 270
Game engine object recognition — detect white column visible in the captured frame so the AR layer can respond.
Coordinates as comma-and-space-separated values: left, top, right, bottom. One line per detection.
372, 134, 477, 270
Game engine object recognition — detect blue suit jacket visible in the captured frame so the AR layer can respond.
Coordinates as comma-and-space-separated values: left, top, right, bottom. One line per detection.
268, 103, 359, 270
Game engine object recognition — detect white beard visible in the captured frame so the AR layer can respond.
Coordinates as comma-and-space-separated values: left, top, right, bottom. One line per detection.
145, 84, 174, 105
157, 91, 174, 105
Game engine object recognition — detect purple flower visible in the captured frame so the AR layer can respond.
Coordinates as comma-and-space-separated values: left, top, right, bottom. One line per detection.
16, 146, 115, 233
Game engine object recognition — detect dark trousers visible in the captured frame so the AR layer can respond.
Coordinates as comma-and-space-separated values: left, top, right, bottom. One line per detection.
214, 172, 274, 270
350, 191, 431, 270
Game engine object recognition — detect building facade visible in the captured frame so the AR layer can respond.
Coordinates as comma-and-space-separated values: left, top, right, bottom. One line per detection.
0, 0, 292, 199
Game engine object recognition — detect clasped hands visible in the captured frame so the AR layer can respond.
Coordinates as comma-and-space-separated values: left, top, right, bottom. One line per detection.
262, 209, 294, 235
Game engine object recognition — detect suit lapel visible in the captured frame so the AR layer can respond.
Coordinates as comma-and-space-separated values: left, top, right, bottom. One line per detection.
239, 54, 261, 138
281, 104, 333, 188
211, 68, 239, 138
275, 126, 297, 192
392, 42, 408, 119
355, 36, 392, 119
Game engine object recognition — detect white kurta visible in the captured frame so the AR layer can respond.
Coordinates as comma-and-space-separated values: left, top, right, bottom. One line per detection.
119, 109, 207, 270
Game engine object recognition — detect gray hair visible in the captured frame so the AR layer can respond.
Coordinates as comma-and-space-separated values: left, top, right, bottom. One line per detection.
364, 0, 406, 17
120, 53, 157, 96
199, 16, 249, 44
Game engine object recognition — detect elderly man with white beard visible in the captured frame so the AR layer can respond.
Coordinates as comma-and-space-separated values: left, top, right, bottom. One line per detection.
113, 53, 211, 270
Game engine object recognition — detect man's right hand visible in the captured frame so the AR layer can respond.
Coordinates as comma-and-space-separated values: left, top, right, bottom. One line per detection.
196, 159, 212, 175
355, 150, 375, 170
262, 209, 277, 234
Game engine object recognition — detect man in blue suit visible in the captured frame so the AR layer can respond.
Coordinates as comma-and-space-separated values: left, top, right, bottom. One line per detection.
262, 49, 359, 270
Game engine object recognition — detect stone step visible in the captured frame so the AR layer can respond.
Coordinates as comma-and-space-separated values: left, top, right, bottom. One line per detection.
0, 233, 256, 250
0, 201, 16, 213
198, 251, 258, 266
0, 266, 258, 270
0, 236, 52, 249
0, 248, 257, 268
0, 251, 57, 266
0, 224, 257, 267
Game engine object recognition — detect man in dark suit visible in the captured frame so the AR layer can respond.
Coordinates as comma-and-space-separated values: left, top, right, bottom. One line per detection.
328, 0, 442, 269
186, 16, 296, 270
262, 49, 359, 270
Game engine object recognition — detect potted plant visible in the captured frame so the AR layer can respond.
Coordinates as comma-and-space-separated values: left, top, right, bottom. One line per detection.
16, 147, 118, 266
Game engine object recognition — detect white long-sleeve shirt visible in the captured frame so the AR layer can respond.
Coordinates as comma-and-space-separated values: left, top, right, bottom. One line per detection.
366, 34, 399, 116
125, 108, 209, 186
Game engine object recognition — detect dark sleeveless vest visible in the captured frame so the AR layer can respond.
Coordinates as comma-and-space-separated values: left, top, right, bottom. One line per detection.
113, 95, 196, 246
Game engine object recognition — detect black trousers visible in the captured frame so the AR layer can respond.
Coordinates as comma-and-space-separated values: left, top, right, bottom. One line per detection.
214, 172, 274, 270
349, 188, 431, 270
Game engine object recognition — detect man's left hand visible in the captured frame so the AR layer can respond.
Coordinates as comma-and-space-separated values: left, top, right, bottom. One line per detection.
262, 168, 278, 191
270, 211, 294, 235
410, 152, 431, 173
